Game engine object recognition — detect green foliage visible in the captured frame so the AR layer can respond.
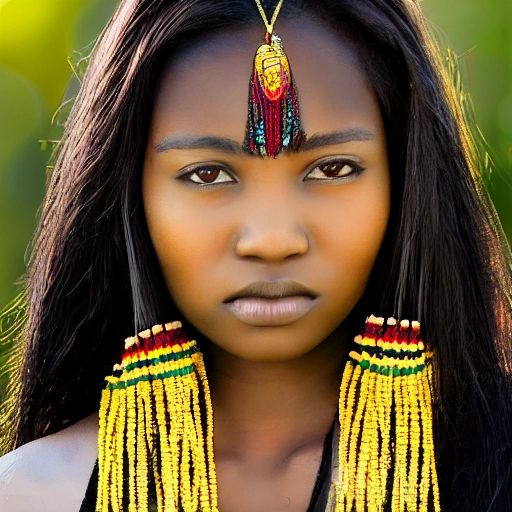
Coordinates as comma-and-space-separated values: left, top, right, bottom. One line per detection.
39, 44, 93, 168
422, 0, 512, 238
0, 0, 117, 307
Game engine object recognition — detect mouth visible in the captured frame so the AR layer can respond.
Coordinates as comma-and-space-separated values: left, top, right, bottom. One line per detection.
223, 280, 317, 302
223, 281, 318, 327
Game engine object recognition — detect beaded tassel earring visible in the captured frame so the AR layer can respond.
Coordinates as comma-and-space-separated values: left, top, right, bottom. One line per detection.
96, 321, 219, 512
97, 315, 441, 511
333, 315, 441, 512
243, 0, 306, 157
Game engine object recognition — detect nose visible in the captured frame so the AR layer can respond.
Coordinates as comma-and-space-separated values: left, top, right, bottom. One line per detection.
234, 198, 310, 262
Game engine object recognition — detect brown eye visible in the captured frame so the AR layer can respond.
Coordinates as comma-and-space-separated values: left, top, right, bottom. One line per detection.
185, 167, 235, 185
305, 159, 363, 180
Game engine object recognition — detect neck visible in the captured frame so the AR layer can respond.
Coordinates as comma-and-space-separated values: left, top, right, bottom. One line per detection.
205, 324, 347, 467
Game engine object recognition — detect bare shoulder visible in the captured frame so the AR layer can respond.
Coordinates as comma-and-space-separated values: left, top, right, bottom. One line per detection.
0, 412, 99, 512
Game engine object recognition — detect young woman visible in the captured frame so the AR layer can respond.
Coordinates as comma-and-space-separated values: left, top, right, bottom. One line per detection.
1, 1, 511, 511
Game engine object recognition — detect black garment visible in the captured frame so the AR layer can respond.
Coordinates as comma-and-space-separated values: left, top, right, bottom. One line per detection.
306, 417, 335, 512
80, 420, 335, 512
79, 461, 98, 512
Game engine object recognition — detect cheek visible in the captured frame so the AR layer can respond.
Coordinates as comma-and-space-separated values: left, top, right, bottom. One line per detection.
318, 172, 390, 301
142, 176, 229, 313
152, 224, 225, 296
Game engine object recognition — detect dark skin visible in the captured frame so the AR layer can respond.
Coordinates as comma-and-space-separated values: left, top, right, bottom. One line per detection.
143, 17, 390, 512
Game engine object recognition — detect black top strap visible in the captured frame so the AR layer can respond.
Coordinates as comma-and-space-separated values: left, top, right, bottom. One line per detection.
79, 460, 98, 512
307, 416, 336, 512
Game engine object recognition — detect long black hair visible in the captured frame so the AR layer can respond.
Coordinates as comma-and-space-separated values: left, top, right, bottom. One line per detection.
2, 1, 511, 510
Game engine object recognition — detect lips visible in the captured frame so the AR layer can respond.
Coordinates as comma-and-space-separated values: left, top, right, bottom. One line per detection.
223, 281, 318, 326
223, 280, 317, 303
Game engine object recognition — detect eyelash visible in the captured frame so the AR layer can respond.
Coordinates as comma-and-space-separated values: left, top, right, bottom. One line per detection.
178, 158, 365, 186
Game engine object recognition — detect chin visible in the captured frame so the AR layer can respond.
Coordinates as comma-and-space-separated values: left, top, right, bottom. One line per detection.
208, 326, 336, 363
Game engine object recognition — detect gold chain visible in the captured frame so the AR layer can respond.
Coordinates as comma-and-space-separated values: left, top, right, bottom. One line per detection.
254, 0, 285, 34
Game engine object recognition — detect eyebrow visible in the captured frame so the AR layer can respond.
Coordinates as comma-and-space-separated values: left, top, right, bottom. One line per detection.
155, 135, 242, 154
300, 127, 375, 150
154, 127, 375, 154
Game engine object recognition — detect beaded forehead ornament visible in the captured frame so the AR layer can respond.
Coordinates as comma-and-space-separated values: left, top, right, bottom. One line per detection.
243, 0, 306, 157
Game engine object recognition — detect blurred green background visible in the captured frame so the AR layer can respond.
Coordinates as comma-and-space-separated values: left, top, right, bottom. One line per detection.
0, 0, 511, 307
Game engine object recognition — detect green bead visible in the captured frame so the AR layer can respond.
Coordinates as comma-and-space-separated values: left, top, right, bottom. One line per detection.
380, 366, 390, 376
401, 368, 411, 376
360, 360, 370, 370
392, 366, 400, 377
370, 364, 379, 372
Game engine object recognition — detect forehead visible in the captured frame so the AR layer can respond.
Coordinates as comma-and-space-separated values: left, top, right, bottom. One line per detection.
150, 16, 381, 142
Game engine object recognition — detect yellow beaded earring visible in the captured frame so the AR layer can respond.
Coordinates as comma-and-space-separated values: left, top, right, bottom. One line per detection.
96, 321, 219, 512
96, 315, 440, 512
332, 315, 441, 512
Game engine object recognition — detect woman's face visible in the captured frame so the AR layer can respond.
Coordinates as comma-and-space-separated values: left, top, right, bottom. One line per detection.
142, 18, 390, 362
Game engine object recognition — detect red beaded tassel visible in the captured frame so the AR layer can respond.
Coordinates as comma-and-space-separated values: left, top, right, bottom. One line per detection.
243, 32, 305, 158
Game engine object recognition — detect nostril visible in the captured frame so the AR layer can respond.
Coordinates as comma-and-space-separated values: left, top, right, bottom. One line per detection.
234, 229, 310, 261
